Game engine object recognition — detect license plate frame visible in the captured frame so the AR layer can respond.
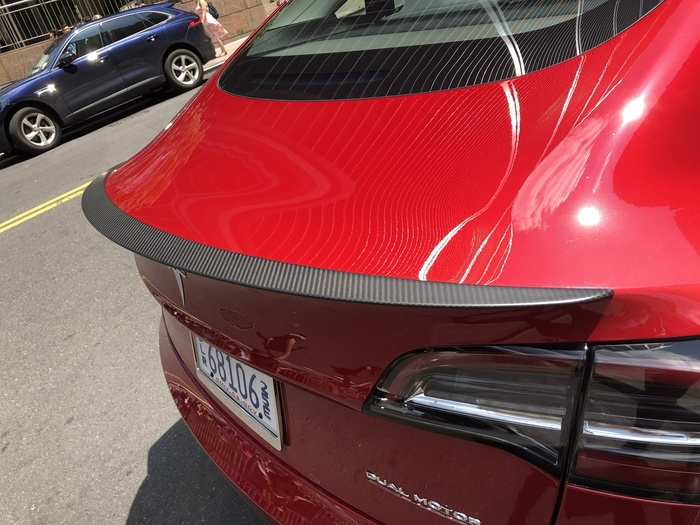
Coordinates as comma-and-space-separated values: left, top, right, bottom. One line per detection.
191, 335, 283, 450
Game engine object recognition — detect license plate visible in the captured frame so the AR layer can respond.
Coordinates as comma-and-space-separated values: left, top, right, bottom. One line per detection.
193, 335, 282, 450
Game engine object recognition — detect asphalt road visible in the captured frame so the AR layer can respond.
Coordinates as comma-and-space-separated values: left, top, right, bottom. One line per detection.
0, 82, 269, 524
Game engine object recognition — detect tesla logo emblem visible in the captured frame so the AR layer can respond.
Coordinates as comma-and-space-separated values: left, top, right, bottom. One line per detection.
366, 472, 480, 524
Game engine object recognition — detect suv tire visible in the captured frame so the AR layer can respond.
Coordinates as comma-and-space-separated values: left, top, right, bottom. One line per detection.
164, 49, 203, 91
9, 106, 62, 155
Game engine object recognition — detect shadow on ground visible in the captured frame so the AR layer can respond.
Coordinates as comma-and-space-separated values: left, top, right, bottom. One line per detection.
0, 92, 166, 171
127, 420, 268, 525
0, 68, 216, 171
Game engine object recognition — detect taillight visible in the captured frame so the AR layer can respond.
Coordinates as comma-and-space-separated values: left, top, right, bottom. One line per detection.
366, 347, 586, 472
573, 340, 700, 502
367, 340, 700, 502
188, 19, 202, 29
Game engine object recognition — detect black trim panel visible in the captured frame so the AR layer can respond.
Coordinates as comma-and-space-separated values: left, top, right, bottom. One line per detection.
82, 175, 612, 308
220, 0, 664, 101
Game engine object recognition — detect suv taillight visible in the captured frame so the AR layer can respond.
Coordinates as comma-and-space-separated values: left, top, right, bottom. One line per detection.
573, 341, 700, 502
367, 340, 700, 502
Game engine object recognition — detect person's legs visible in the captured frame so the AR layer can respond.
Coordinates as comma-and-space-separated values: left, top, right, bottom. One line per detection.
216, 37, 227, 56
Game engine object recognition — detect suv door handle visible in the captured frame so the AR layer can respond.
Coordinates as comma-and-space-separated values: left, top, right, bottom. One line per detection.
146, 35, 158, 42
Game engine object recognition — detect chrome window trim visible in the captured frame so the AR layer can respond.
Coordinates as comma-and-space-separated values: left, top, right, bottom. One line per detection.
52, 23, 105, 68
51, 10, 174, 69
99, 10, 174, 47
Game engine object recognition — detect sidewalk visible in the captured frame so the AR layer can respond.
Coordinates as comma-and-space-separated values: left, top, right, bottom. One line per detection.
203, 35, 249, 72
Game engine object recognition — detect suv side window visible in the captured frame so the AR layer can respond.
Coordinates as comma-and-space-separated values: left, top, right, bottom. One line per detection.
63, 25, 104, 59
140, 12, 168, 27
102, 14, 148, 44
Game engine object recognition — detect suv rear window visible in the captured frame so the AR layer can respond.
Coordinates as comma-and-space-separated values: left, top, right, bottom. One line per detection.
220, 0, 664, 100
102, 14, 148, 43
141, 12, 169, 26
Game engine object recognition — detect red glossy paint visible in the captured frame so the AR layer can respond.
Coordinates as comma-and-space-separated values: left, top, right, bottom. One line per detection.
107, 0, 700, 342
150, 254, 700, 524
556, 485, 699, 525
99, 0, 700, 523
137, 255, 607, 410
159, 319, 375, 525
159, 309, 561, 525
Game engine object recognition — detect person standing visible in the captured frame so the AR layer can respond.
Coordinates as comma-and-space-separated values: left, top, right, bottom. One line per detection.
195, 0, 228, 58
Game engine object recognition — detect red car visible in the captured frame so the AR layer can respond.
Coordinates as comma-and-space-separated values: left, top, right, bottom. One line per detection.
83, 0, 700, 523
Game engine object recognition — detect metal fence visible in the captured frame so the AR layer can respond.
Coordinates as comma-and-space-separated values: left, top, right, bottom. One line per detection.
0, 0, 144, 53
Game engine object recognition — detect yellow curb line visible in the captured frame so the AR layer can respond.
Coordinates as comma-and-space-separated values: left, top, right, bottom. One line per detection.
0, 181, 90, 234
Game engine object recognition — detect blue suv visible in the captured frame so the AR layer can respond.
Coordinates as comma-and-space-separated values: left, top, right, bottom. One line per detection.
0, 3, 215, 156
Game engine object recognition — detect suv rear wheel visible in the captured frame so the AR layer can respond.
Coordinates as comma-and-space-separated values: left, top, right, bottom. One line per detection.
164, 49, 203, 91
9, 107, 62, 155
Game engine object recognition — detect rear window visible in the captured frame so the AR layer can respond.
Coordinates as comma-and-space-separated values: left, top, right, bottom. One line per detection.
102, 14, 148, 43
220, 0, 664, 100
141, 12, 169, 26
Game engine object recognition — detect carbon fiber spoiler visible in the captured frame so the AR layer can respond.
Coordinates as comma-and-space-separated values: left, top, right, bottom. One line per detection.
82, 175, 612, 308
